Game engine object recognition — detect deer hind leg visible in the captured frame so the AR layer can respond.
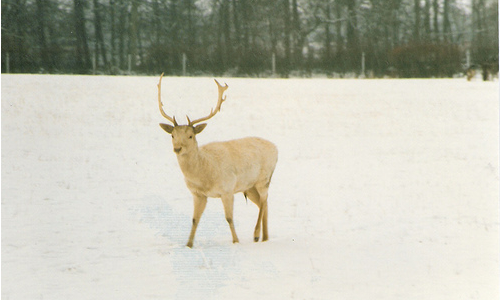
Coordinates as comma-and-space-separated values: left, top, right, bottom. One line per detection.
244, 187, 262, 242
259, 170, 274, 242
245, 185, 269, 242
257, 188, 269, 242
187, 194, 207, 248
221, 194, 239, 244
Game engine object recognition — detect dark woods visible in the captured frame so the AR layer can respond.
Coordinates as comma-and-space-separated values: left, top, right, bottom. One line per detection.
1, 0, 498, 78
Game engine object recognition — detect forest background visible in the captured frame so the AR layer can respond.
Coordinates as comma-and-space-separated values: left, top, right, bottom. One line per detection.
1, 0, 498, 78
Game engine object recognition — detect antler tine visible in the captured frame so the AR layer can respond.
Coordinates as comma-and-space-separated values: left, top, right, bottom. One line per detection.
157, 73, 178, 126
188, 79, 229, 126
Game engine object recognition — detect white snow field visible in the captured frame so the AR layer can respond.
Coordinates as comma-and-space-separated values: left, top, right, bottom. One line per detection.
2, 74, 499, 299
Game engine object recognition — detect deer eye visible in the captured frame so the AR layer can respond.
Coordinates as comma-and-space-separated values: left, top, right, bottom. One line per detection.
171, 135, 174, 139
189, 135, 193, 139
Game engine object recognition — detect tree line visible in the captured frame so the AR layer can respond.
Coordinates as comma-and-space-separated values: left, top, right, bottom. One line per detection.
1, 0, 498, 78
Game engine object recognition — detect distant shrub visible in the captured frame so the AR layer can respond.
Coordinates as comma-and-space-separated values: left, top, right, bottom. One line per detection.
389, 42, 462, 78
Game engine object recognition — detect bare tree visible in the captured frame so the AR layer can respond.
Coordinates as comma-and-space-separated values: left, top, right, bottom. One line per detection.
283, 0, 292, 77
93, 0, 108, 69
74, 0, 91, 73
2, 0, 496, 77
36, 0, 50, 71
443, 0, 452, 41
129, 0, 139, 70
433, 0, 440, 40
414, 0, 421, 41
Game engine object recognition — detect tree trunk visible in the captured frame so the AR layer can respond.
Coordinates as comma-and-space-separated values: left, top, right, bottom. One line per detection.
129, 0, 139, 70
118, 1, 127, 69
153, 0, 161, 45
283, 0, 291, 77
170, 0, 180, 71
414, 0, 421, 41
232, 0, 241, 57
93, 0, 108, 68
74, 0, 91, 73
292, 0, 301, 69
221, 0, 232, 70
442, 0, 452, 42
424, 0, 431, 39
346, 0, 359, 73
240, 0, 251, 73
36, 0, 50, 72
185, 0, 196, 62
110, 0, 117, 68
433, 0, 439, 41
334, 0, 344, 73
324, 0, 332, 72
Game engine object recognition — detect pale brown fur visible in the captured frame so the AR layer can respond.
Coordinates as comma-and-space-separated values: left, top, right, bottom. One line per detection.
160, 124, 278, 248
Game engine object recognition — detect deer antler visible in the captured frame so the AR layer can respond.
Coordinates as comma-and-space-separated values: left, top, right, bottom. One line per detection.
157, 73, 178, 126
188, 79, 229, 126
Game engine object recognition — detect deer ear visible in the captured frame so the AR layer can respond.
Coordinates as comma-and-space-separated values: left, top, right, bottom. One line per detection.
194, 123, 207, 134
160, 123, 175, 134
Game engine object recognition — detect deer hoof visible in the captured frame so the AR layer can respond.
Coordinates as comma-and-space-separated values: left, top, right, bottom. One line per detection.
254, 237, 259, 242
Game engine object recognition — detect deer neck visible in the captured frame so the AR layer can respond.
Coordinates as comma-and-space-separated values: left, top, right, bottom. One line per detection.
176, 147, 209, 178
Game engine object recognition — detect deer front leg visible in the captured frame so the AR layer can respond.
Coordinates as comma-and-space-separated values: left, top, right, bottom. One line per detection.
187, 194, 207, 248
221, 194, 239, 244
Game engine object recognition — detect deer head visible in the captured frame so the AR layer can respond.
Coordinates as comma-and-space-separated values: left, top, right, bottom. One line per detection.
157, 73, 228, 155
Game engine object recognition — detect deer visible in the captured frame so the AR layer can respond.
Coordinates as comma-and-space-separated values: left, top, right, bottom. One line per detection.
156, 73, 278, 248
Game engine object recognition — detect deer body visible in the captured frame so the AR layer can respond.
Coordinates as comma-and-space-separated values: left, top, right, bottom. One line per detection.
178, 137, 277, 198
157, 74, 278, 248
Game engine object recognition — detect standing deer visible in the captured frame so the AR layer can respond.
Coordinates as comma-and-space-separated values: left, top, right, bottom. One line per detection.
157, 74, 278, 248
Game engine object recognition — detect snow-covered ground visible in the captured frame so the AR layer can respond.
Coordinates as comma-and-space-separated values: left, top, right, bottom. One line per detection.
2, 74, 499, 299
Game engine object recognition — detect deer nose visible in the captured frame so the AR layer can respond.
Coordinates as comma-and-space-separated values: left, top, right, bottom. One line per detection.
174, 147, 182, 154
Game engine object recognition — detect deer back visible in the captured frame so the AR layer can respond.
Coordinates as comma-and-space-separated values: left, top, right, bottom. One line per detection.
180, 137, 277, 197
